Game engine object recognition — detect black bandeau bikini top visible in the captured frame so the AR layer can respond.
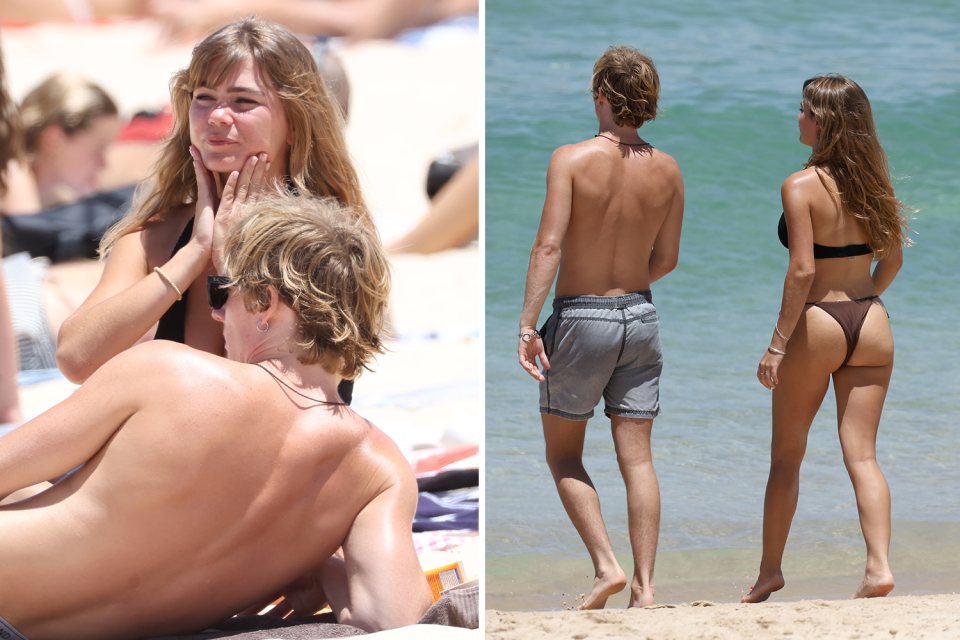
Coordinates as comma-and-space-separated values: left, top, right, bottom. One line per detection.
778, 213, 872, 259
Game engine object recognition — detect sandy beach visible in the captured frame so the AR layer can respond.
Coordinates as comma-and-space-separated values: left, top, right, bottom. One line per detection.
486, 594, 960, 639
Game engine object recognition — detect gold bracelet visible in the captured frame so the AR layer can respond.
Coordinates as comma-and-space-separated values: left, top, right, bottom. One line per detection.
154, 267, 183, 301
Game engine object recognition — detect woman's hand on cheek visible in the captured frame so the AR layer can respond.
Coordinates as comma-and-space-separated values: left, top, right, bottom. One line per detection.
212, 153, 268, 273
189, 145, 217, 258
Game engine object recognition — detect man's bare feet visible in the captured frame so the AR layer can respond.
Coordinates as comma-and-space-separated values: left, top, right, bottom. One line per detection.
853, 571, 894, 599
576, 568, 627, 610
741, 571, 785, 603
627, 583, 655, 608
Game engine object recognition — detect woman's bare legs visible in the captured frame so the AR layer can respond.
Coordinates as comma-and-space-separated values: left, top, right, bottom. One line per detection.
611, 416, 659, 607
386, 155, 479, 255
743, 308, 838, 603
834, 304, 895, 598
543, 414, 626, 610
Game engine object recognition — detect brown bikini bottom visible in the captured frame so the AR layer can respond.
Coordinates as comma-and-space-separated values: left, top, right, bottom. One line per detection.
805, 296, 886, 366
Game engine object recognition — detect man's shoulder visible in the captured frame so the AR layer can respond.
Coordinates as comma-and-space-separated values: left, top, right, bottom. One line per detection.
546, 139, 607, 178
646, 146, 681, 173
98, 341, 236, 393
551, 138, 604, 161
352, 417, 418, 498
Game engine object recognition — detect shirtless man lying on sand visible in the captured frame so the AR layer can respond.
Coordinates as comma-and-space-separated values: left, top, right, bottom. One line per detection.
0, 194, 432, 640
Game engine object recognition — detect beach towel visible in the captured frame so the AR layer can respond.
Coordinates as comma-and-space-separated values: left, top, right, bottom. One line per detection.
413, 488, 478, 532
145, 585, 479, 638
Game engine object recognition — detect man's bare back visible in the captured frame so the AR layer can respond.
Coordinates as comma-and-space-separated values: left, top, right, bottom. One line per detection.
0, 341, 427, 640
554, 137, 683, 296
519, 46, 683, 611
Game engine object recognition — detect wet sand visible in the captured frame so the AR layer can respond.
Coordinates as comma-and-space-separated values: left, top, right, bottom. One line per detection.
487, 593, 960, 639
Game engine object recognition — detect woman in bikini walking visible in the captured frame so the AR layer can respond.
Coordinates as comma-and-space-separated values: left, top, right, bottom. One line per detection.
743, 74, 911, 603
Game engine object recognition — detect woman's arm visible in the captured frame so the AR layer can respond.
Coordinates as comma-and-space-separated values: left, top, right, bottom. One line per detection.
758, 174, 817, 390
55, 226, 211, 383
872, 243, 903, 295
55, 152, 264, 383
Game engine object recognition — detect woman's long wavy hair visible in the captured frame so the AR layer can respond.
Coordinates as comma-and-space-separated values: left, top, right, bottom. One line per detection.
0, 46, 21, 196
802, 74, 910, 259
100, 16, 369, 255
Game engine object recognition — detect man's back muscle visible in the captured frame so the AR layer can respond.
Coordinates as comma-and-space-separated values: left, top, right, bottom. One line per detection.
0, 341, 414, 639
554, 138, 682, 296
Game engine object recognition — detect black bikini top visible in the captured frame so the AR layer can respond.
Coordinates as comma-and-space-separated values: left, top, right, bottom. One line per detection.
778, 213, 872, 259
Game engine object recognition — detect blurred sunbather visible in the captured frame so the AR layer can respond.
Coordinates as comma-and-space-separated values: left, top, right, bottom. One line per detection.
147, 0, 478, 43
387, 153, 478, 254
1, 73, 120, 216
0, 193, 432, 639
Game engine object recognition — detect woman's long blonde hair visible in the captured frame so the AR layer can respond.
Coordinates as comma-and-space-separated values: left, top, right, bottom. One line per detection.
100, 16, 369, 255
803, 74, 910, 259
0, 46, 21, 196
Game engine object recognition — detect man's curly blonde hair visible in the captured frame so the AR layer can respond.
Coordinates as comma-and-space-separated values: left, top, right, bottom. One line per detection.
222, 193, 390, 379
590, 45, 660, 129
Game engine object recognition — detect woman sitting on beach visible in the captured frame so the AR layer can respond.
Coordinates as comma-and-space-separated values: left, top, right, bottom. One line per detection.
0, 73, 120, 216
744, 74, 910, 603
56, 17, 369, 402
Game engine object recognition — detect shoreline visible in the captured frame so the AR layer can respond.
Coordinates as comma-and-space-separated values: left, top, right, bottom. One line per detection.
486, 530, 960, 612
486, 593, 960, 639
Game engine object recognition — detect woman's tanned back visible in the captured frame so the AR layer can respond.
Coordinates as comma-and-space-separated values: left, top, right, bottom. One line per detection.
556, 138, 682, 296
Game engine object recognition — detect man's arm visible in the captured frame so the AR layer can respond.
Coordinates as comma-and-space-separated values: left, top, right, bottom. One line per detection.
0, 342, 151, 500
326, 473, 432, 632
518, 146, 575, 381
648, 159, 684, 283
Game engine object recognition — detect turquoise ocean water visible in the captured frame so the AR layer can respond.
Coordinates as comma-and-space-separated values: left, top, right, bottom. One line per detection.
485, 0, 960, 610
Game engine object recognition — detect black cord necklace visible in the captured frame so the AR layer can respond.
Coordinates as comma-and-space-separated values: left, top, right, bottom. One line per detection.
595, 134, 650, 146
255, 363, 346, 406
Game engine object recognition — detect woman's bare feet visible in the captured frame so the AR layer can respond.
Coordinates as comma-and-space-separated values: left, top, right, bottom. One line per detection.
854, 571, 894, 599
576, 568, 627, 610
628, 583, 655, 608
741, 571, 785, 603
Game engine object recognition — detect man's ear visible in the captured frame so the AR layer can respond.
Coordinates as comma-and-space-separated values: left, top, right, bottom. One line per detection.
263, 285, 281, 319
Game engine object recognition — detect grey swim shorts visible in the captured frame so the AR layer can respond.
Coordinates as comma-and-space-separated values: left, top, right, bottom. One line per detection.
539, 290, 663, 421
0, 613, 29, 640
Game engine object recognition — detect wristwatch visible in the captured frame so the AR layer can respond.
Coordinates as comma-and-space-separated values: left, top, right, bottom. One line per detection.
518, 329, 541, 342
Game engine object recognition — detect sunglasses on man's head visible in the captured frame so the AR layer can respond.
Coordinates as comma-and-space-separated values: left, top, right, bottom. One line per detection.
207, 275, 231, 310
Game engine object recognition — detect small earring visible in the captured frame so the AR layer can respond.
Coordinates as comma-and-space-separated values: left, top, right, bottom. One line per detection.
257, 319, 269, 332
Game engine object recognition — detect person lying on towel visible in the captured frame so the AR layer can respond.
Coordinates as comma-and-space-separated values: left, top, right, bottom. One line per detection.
0, 192, 432, 640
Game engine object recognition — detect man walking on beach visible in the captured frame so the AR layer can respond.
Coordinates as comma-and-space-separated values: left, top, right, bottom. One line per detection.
518, 45, 683, 610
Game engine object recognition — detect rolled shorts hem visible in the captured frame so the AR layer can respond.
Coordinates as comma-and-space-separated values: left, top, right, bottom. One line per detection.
539, 406, 595, 421
604, 406, 661, 419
